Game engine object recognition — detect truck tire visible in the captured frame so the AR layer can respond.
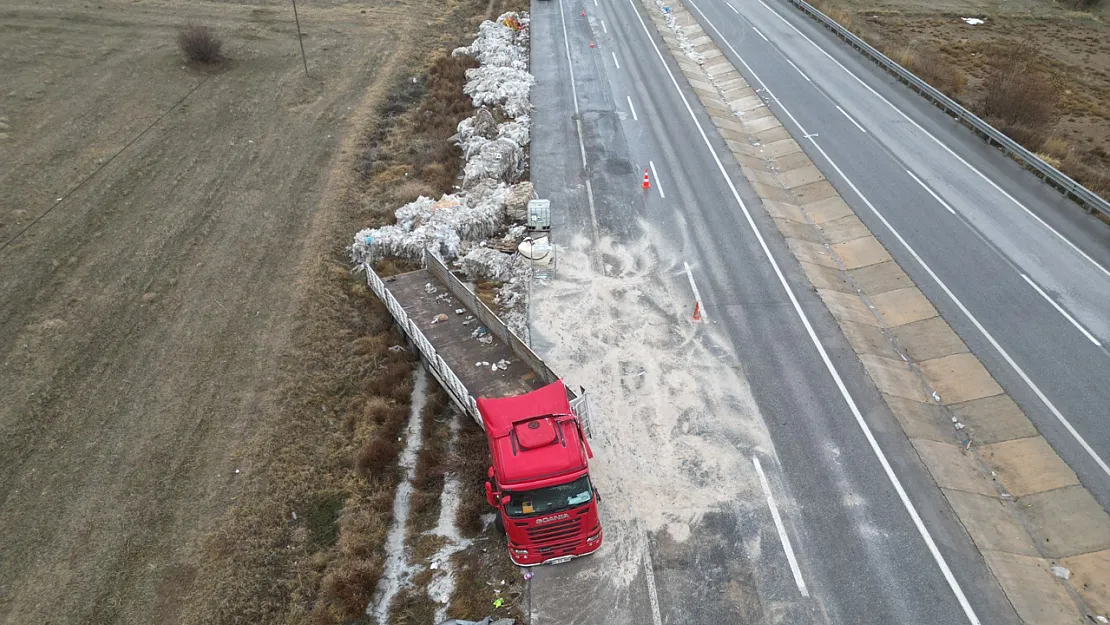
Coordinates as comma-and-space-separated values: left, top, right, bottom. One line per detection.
494, 514, 505, 535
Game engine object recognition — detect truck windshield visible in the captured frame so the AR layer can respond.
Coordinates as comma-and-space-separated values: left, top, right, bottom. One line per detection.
504, 475, 592, 518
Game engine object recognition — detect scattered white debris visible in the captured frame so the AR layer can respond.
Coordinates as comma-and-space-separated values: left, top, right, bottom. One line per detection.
388, 345, 408, 353
961, 17, 984, 25
462, 246, 519, 282
1051, 566, 1070, 580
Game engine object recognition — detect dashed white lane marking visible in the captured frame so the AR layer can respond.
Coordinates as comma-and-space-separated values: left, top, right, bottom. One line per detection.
612, 51, 621, 69
753, 25, 769, 41
627, 95, 639, 121
602, 19, 608, 33
683, 261, 705, 319
641, 537, 664, 625
754, 457, 809, 597
649, 160, 665, 199
784, 57, 811, 82
727, 1, 740, 13
1022, 274, 1101, 346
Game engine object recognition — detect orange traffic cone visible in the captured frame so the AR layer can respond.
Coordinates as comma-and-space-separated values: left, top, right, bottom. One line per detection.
692, 301, 702, 322
642, 169, 651, 189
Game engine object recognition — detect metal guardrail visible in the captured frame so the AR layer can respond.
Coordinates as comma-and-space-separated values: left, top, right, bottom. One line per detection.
784, 0, 1110, 220
361, 255, 594, 437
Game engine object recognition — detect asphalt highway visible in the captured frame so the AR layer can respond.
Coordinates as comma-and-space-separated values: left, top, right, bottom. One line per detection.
690, 0, 1110, 510
525, 0, 1029, 621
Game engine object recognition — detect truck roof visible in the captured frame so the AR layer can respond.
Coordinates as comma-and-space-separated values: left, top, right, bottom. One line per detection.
477, 380, 588, 489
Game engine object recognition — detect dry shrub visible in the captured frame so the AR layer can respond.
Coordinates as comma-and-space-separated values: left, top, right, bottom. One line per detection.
885, 45, 967, 96
977, 45, 1059, 146
390, 587, 439, 625
176, 23, 223, 63
357, 436, 401, 476
1061, 0, 1103, 8
1043, 136, 1072, 161
317, 559, 382, 622
388, 179, 440, 205
1060, 152, 1110, 199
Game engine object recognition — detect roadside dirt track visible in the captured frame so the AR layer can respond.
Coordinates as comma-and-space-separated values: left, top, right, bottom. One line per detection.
0, 1, 408, 622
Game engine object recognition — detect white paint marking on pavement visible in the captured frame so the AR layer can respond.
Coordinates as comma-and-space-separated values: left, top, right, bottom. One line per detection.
659, 2, 985, 622
697, 0, 1110, 485
753, 457, 809, 597
726, 1, 740, 13
755, 0, 1110, 281
683, 261, 705, 320
594, 0, 598, 6
835, 104, 866, 133
627, 95, 639, 121
784, 57, 811, 82
752, 25, 769, 41
558, 0, 602, 241
601, 19, 608, 33
612, 51, 621, 69
641, 537, 664, 625
906, 170, 955, 215
1022, 274, 1101, 346
650, 160, 666, 199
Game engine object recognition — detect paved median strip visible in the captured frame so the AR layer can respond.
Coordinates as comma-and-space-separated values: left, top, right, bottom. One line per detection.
641, 1, 1110, 622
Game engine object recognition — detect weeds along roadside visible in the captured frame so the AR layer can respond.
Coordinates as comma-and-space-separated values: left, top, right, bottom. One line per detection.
177, 0, 517, 623
805, 0, 1110, 205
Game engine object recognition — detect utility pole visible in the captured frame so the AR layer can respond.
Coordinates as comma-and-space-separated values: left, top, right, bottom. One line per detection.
291, 0, 309, 76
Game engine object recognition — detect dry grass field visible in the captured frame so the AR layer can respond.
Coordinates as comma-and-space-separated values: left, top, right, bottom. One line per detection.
0, 0, 505, 623
809, 0, 1110, 197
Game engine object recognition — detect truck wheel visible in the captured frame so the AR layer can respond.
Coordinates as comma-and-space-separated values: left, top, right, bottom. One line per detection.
494, 514, 505, 535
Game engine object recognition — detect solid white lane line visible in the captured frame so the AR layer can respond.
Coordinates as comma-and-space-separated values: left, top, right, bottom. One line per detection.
906, 170, 956, 215
835, 104, 867, 133
1022, 274, 1101, 346
612, 51, 621, 69
650, 160, 666, 199
558, 0, 601, 240
627, 95, 639, 121
754, 457, 809, 597
601, 19, 608, 33
698, 0, 1110, 484
756, 0, 1110, 281
784, 57, 811, 82
679, 3, 985, 622
726, 1, 740, 13
752, 25, 769, 41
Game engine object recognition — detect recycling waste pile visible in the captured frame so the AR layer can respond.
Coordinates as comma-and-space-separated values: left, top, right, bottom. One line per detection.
351, 12, 537, 336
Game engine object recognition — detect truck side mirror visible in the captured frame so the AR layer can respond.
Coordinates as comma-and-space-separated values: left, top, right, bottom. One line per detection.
487, 466, 495, 479
500, 495, 511, 506
484, 481, 498, 507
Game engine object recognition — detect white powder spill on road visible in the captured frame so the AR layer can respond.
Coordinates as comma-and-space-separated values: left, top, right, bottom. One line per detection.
367, 367, 429, 624
527, 231, 774, 603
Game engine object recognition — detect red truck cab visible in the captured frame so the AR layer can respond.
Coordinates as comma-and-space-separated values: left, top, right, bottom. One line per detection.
478, 380, 603, 566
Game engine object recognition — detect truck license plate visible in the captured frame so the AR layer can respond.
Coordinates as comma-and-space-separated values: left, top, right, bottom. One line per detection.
546, 556, 573, 565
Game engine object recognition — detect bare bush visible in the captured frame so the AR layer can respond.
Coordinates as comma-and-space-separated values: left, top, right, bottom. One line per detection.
885, 45, 967, 96
176, 23, 224, 64
978, 45, 1058, 133
1060, 0, 1103, 9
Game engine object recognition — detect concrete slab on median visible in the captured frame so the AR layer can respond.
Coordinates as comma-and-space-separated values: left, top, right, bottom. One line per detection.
830, 236, 892, 270
792, 180, 840, 205
801, 196, 854, 223
819, 289, 882, 326
1020, 485, 1110, 558
950, 394, 1038, 445
762, 138, 802, 158
773, 150, 815, 174
891, 316, 968, 362
751, 180, 796, 204
913, 438, 997, 496
762, 199, 806, 223
787, 239, 838, 269
1059, 549, 1110, 616
742, 166, 782, 188
779, 165, 825, 190
979, 436, 1079, 497
732, 94, 764, 112
773, 218, 824, 244
745, 115, 783, 134
869, 287, 938, 327
944, 489, 1040, 556
755, 125, 792, 144
885, 394, 957, 443
838, 319, 900, 359
712, 116, 746, 134
816, 214, 872, 244
860, 354, 931, 401
982, 550, 1086, 625
798, 261, 853, 294
847, 261, 915, 296
918, 353, 1004, 405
